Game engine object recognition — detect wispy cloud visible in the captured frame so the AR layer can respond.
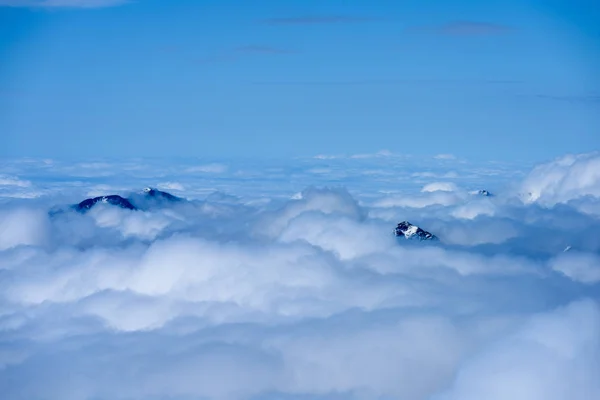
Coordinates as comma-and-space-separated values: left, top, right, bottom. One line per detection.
2, 153, 600, 400
409, 20, 514, 36
189, 45, 295, 65
234, 45, 296, 55
0, 0, 128, 7
262, 15, 384, 25
251, 78, 522, 87
440, 21, 513, 35
434, 154, 457, 160
532, 93, 600, 104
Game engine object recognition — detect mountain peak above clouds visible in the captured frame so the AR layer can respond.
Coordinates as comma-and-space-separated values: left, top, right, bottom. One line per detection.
395, 221, 438, 241
75, 195, 137, 212
469, 189, 493, 197
71, 187, 182, 213
142, 187, 182, 202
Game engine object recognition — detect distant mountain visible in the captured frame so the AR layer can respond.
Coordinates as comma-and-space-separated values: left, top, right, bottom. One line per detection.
395, 221, 438, 241
141, 187, 182, 202
75, 195, 137, 212
470, 189, 493, 197
72, 187, 181, 213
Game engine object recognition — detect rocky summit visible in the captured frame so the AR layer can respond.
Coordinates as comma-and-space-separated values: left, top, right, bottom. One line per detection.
142, 187, 182, 202
72, 187, 182, 213
395, 221, 438, 241
75, 195, 137, 212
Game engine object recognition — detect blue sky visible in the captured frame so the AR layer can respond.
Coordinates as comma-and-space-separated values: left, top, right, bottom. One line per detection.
0, 0, 599, 161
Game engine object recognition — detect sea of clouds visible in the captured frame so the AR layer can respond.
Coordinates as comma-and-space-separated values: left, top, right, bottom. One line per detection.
0, 151, 599, 400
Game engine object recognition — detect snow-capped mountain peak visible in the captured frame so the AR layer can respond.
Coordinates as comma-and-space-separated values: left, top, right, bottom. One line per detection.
141, 187, 182, 201
75, 195, 137, 212
394, 221, 438, 241
69, 188, 182, 214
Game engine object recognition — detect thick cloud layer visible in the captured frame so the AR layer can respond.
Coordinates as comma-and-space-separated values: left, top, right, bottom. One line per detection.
0, 154, 599, 400
521, 152, 600, 206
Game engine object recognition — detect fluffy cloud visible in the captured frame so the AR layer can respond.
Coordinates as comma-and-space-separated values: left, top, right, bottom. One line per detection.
550, 252, 600, 284
157, 181, 185, 191
0, 153, 599, 400
521, 152, 600, 206
451, 198, 496, 219
0, 175, 31, 187
434, 300, 600, 400
422, 182, 459, 193
0, 207, 50, 250
374, 190, 465, 208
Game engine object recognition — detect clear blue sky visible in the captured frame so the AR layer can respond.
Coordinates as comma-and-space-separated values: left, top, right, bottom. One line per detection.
0, 0, 599, 161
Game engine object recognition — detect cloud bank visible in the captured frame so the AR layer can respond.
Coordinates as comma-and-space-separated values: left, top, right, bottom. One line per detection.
0, 153, 599, 400
521, 152, 600, 206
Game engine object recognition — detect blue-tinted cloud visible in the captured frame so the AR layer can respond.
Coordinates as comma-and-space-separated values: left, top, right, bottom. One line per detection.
0, 153, 599, 399
409, 20, 514, 36
262, 15, 384, 25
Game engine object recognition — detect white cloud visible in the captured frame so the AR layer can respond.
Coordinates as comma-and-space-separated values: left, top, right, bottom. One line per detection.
350, 150, 397, 159
185, 163, 228, 174
0, 175, 39, 199
313, 154, 340, 160
157, 182, 185, 191
412, 171, 460, 179
521, 152, 600, 205
451, 199, 496, 219
307, 168, 333, 175
434, 300, 600, 400
0, 207, 50, 250
550, 252, 600, 284
422, 182, 459, 193
374, 191, 466, 208
434, 154, 457, 160
0, 175, 31, 187
256, 187, 364, 238
279, 213, 394, 260
88, 206, 172, 240
0, 153, 599, 400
